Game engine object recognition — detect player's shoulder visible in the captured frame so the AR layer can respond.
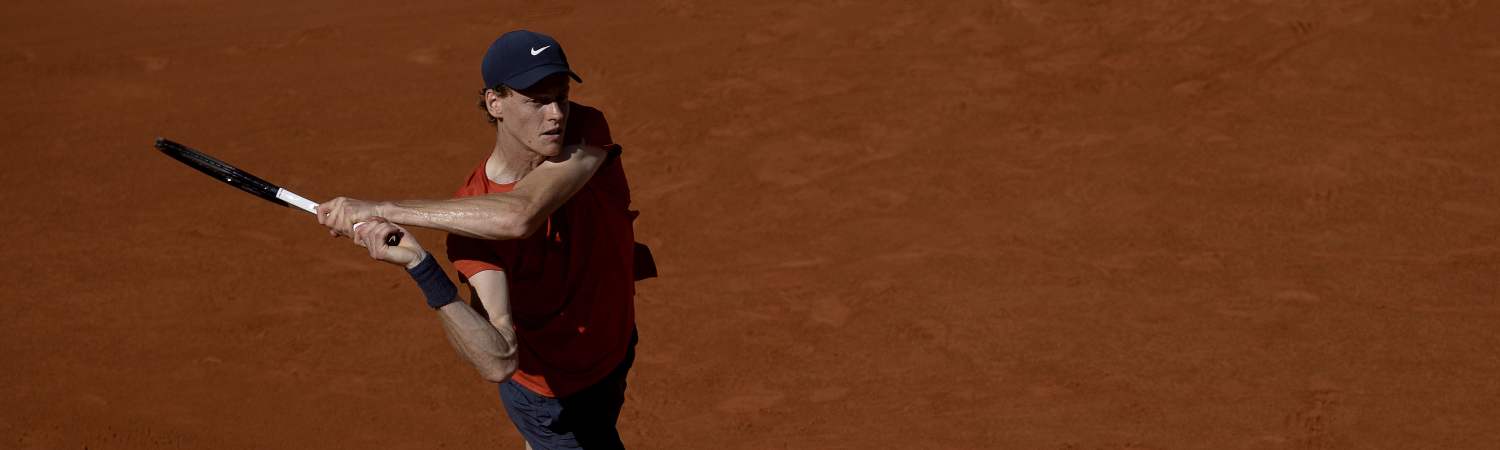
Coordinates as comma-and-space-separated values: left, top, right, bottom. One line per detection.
453, 159, 490, 198
566, 101, 617, 149
568, 101, 610, 127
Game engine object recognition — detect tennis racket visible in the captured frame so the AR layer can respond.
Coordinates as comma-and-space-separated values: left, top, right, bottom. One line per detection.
154, 138, 402, 246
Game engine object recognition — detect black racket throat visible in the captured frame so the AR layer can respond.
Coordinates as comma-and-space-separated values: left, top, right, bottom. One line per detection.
155, 138, 288, 207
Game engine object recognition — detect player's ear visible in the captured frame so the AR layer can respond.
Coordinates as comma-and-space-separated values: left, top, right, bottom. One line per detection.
485, 89, 504, 121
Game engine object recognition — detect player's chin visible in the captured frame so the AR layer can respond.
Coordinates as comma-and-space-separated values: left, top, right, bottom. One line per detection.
532, 141, 564, 157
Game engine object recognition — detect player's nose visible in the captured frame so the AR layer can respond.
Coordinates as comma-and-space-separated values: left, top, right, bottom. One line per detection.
542, 102, 565, 121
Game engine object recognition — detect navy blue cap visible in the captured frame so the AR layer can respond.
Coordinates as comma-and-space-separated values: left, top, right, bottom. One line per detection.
481, 30, 582, 90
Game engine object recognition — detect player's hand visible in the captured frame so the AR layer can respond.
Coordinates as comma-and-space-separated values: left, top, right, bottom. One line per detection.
350, 217, 427, 269
316, 197, 385, 238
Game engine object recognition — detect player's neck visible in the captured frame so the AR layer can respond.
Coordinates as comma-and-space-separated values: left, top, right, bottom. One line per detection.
486, 137, 545, 185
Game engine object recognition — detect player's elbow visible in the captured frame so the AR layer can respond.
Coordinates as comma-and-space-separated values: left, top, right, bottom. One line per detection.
479, 368, 513, 383
474, 198, 545, 240
479, 358, 519, 383
506, 215, 546, 239
477, 216, 538, 240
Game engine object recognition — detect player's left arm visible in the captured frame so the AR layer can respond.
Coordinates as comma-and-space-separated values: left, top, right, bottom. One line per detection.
318, 144, 607, 240
349, 218, 519, 382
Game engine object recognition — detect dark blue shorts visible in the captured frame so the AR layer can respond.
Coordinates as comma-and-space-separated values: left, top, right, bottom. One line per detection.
499, 332, 637, 450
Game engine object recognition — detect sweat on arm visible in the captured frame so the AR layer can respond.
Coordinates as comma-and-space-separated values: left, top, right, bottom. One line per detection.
380, 143, 610, 240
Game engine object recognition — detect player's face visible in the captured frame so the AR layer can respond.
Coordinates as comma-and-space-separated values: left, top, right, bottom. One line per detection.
500, 74, 571, 157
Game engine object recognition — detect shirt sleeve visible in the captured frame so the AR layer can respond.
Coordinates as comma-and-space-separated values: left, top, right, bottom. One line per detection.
445, 233, 505, 280
571, 104, 622, 155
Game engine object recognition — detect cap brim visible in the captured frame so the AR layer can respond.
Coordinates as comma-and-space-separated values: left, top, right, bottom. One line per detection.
504, 64, 583, 90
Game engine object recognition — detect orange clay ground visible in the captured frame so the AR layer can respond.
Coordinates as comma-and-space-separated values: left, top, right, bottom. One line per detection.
4, 1, 1499, 448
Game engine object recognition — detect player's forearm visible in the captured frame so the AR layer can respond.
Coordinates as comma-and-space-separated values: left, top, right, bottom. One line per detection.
359, 146, 606, 240
434, 301, 519, 383
380, 196, 539, 240
405, 254, 519, 382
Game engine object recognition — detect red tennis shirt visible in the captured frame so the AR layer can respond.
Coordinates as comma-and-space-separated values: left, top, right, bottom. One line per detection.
445, 103, 637, 398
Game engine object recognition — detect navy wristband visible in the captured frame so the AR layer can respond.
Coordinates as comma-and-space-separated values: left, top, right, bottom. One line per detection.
406, 255, 458, 310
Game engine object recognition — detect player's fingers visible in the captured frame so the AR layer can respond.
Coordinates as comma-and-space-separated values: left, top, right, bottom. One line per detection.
371, 223, 400, 247
331, 210, 350, 236
350, 222, 369, 247
365, 217, 406, 235
368, 234, 392, 259
359, 222, 386, 248
359, 217, 385, 235
319, 198, 345, 225
355, 221, 379, 244
354, 222, 375, 247
341, 212, 358, 235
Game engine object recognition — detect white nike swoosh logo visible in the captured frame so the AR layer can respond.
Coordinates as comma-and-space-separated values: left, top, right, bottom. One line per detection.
530, 45, 551, 56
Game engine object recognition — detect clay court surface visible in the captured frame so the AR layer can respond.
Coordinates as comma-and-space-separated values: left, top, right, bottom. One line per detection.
4, 1, 1500, 448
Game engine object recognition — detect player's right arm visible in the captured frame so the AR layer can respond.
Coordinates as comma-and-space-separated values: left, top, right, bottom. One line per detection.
351, 219, 519, 383
319, 144, 607, 240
